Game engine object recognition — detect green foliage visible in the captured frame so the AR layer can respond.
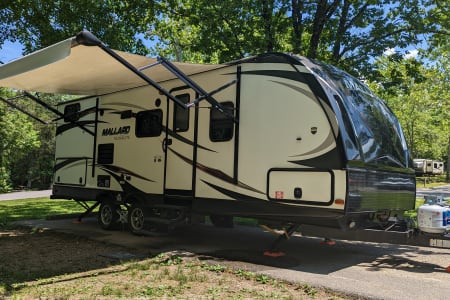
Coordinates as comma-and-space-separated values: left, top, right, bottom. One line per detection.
1, 0, 155, 54
201, 263, 226, 273
155, 253, 183, 266
0, 166, 11, 193
0, 90, 41, 190
368, 44, 449, 162
148, 0, 438, 77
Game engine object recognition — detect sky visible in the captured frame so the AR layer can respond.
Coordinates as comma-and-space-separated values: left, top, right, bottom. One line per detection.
0, 40, 24, 64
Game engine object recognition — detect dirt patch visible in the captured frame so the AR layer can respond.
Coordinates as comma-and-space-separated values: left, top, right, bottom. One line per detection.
0, 228, 146, 283
0, 227, 356, 299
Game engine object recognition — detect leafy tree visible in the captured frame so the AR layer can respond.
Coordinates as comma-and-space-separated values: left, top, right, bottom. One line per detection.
0, 0, 155, 54
0, 89, 41, 191
369, 51, 449, 166
149, 0, 435, 77
149, 0, 292, 63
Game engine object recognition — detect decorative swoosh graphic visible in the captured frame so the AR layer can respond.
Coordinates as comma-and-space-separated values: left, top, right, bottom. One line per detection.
288, 147, 344, 169
267, 80, 338, 161
289, 129, 336, 158
241, 70, 310, 84
98, 164, 155, 182
100, 168, 151, 196
165, 127, 217, 153
104, 102, 148, 111
270, 80, 317, 101
168, 148, 265, 195
201, 180, 264, 202
56, 120, 105, 135
54, 157, 90, 171
77, 106, 97, 119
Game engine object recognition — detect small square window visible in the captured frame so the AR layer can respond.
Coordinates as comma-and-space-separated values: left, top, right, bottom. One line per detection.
210, 102, 234, 142
98, 143, 114, 164
64, 103, 80, 122
135, 109, 163, 137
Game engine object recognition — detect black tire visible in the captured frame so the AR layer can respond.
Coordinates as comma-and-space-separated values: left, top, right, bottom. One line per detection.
128, 204, 146, 233
98, 202, 120, 230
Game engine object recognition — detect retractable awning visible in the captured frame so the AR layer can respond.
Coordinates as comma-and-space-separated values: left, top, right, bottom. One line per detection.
0, 33, 222, 95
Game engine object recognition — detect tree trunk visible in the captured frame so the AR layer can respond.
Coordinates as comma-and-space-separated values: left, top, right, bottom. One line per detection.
291, 0, 304, 54
262, 0, 274, 52
332, 0, 350, 63
307, 0, 339, 59
447, 136, 450, 182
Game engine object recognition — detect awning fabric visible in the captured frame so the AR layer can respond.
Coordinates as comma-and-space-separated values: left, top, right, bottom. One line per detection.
0, 36, 222, 95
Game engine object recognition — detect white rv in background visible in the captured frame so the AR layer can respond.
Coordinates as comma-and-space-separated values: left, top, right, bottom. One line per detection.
413, 159, 444, 176
432, 161, 444, 175
0, 31, 416, 234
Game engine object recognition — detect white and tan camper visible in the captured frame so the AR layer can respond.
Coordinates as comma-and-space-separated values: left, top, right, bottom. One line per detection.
0, 31, 416, 234
414, 158, 444, 176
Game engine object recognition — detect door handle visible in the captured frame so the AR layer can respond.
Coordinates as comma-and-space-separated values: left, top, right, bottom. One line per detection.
162, 138, 172, 152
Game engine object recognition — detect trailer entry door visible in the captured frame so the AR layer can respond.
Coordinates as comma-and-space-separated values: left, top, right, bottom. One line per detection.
164, 88, 196, 198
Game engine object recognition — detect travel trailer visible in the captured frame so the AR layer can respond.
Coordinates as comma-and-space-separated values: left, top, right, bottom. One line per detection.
413, 159, 444, 176
413, 159, 432, 175
432, 161, 444, 175
0, 31, 416, 235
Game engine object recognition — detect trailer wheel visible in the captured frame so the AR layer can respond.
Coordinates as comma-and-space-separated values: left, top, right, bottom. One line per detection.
128, 204, 145, 233
98, 202, 120, 230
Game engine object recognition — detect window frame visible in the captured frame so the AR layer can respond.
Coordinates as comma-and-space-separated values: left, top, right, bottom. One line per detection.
209, 101, 234, 142
63, 103, 81, 123
173, 93, 190, 132
135, 109, 163, 138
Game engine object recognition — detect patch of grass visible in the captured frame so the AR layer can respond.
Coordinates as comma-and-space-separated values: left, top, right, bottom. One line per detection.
255, 274, 271, 284
298, 283, 319, 297
235, 268, 255, 280
201, 263, 226, 273
416, 175, 449, 188
155, 253, 183, 266
0, 197, 85, 228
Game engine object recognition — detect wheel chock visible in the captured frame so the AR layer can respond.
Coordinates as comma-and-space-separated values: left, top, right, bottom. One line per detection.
263, 251, 286, 257
321, 238, 336, 246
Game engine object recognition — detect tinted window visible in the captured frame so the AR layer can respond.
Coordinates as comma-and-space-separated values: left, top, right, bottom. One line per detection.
210, 102, 234, 142
173, 94, 190, 132
135, 109, 163, 137
98, 143, 114, 164
315, 63, 408, 167
64, 103, 80, 122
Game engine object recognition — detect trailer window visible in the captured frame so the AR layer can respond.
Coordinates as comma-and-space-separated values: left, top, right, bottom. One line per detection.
173, 93, 190, 132
210, 102, 234, 142
98, 143, 114, 164
64, 103, 80, 122
135, 109, 163, 137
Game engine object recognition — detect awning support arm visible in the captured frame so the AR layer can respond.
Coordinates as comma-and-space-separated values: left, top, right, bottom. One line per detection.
0, 96, 47, 124
75, 31, 187, 109
24, 92, 95, 135
75, 31, 238, 122
157, 57, 238, 123
188, 79, 238, 108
